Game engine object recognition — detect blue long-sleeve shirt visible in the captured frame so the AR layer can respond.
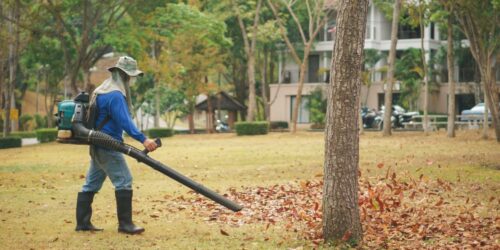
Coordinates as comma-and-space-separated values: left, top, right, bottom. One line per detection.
95, 91, 146, 143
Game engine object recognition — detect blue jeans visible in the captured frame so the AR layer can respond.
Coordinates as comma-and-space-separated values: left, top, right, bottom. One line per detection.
82, 147, 132, 192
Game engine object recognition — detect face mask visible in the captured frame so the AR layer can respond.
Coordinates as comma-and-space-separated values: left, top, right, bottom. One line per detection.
129, 76, 137, 86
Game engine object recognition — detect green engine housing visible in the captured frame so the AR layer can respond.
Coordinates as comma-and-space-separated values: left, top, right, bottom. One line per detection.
57, 100, 76, 130
55, 92, 90, 143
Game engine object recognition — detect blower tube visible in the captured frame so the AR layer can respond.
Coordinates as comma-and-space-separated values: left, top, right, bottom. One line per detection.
71, 104, 243, 212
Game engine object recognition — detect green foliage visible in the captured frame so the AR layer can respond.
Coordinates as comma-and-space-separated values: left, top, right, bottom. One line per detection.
35, 128, 57, 143
270, 121, 289, 130
307, 88, 327, 128
143, 86, 189, 128
19, 114, 34, 131
33, 114, 47, 129
0, 137, 22, 149
235, 122, 269, 135
395, 49, 423, 110
10, 131, 37, 139
146, 128, 174, 138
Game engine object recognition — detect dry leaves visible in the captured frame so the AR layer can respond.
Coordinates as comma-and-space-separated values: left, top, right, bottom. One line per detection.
165, 173, 499, 249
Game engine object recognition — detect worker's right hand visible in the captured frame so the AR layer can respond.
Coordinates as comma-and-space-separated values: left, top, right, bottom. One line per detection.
143, 138, 158, 152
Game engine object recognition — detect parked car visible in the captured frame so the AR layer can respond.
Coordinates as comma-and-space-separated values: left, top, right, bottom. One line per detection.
460, 103, 495, 121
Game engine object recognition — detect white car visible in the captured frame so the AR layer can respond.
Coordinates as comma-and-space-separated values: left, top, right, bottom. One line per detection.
460, 103, 495, 121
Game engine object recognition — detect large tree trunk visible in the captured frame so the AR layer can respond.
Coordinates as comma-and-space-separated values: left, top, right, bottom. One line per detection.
382, 0, 401, 136
446, 12, 456, 138
482, 62, 500, 141
323, 0, 368, 243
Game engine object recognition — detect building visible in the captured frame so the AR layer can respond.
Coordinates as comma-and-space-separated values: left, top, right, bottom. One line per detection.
269, 1, 500, 129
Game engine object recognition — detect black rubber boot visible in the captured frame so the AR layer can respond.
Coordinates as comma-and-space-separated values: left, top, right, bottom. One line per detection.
115, 190, 145, 235
75, 192, 103, 231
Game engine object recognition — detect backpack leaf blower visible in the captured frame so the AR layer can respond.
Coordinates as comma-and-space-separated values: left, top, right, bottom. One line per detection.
55, 92, 243, 212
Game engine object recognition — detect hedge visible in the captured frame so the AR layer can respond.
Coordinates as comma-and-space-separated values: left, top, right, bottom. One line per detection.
235, 122, 269, 136
10, 131, 37, 138
270, 121, 289, 130
146, 128, 174, 138
0, 137, 22, 149
36, 128, 58, 143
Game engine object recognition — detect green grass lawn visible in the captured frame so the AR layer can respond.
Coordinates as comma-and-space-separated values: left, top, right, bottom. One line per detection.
0, 131, 499, 249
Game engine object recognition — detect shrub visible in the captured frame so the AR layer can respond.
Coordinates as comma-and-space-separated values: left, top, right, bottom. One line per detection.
34, 114, 47, 129
10, 131, 37, 138
0, 137, 22, 149
146, 128, 174, 138
19, 114, 34, 131
270, 121, 289, 130
36, 128, 58, 143
235, 122, 269, 136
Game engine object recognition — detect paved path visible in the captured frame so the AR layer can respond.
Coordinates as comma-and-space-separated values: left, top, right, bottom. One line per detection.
22, 138, 39, 146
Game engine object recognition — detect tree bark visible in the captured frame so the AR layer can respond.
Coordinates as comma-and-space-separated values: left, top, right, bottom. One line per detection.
382, 0, 401, 136
446, 11, 456, 138
323, 0, 368, 244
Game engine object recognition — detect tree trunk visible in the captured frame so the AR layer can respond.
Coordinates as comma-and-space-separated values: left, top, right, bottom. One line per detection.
419, 3, 430, 134
261, 48, 270, 122
482, 89, 488, 139
246, 54, 257, 121
291, 44, 311, 133
188, 113, 195, 134
3, 2, 18, 137
206, 94, 214, 133
323, 0, 368, 244
483, 62, 500, 141
382, 0, 401, 136
446, 12, 456, 138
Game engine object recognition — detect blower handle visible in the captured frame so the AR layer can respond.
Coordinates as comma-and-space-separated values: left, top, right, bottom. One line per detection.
142, 138, 162, 155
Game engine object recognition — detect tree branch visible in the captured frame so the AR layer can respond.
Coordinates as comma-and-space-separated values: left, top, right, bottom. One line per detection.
267, 0, 302, 65
281, 0, 307, 44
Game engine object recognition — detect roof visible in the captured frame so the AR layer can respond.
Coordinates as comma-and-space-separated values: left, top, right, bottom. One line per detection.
195, 91, 246, 111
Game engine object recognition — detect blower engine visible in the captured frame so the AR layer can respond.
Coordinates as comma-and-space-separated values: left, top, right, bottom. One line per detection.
55, 92, 242, 212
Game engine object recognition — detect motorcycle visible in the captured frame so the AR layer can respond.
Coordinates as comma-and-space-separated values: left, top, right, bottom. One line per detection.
215, 119, 230, 132
361, 107, 379, 129
373, 105, 418, 130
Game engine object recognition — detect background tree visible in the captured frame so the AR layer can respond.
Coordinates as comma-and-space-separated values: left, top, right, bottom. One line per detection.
323, 0, 368, 244
231, 0, 263, 122
142, 3, 231, 133
2, 0, 20, 137
267, 0, 331, 133
42, 0, 140, 96
382, 0, 401, 136
431, 0, 457, 137
454, 0, 500, 142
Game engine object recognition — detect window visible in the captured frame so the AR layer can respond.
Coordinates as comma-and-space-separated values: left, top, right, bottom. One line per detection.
290, 96, 310, 123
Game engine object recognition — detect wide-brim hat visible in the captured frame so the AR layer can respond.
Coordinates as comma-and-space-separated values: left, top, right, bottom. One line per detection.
108, 56, 144, 77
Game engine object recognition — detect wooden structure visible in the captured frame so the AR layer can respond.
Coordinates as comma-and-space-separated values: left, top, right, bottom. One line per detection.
195, 91, 246, 130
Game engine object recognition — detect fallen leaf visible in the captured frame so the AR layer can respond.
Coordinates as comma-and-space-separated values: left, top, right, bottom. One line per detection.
220, 229, 229, 236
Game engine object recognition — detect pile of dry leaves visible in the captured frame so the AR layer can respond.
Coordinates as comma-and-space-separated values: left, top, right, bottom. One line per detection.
164, 170, 499, 249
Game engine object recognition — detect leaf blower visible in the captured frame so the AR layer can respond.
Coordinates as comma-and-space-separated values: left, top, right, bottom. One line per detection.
55, 92, 243, 212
